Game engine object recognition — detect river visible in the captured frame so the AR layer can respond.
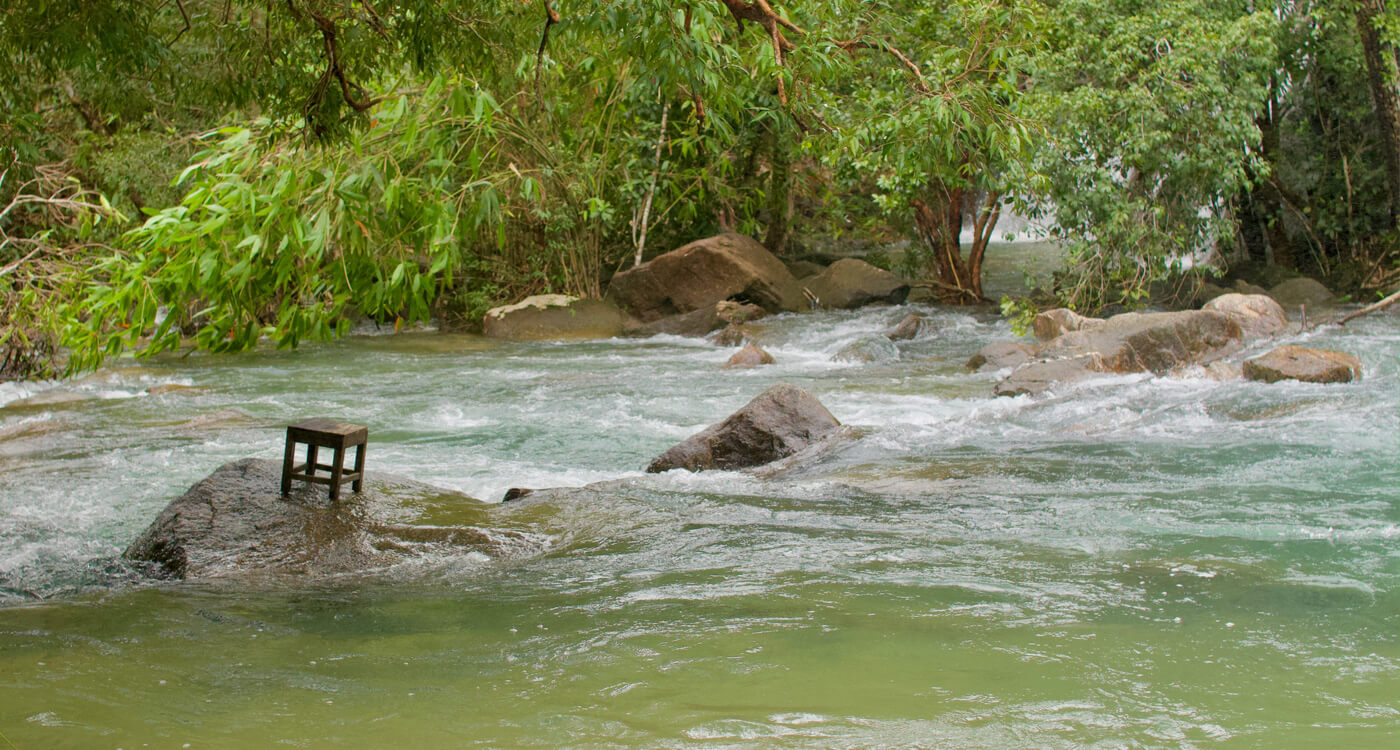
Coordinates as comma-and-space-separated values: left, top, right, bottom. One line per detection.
0, 248, 1396, 747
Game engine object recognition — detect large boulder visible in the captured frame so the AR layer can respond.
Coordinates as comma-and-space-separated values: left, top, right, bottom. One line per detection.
803, 259, 909, 309
483, 295, 624, 340
1243, 346, 1362, 384
1202, 293, 1289, 339
1268, 277, 1335, 309
1037, 310, 1242, 375
646, 384, 841, 472
607, 233, 803, 322
1032, 308, 1105, 342
124, 458, 537, 580
966, 341, 1037, 372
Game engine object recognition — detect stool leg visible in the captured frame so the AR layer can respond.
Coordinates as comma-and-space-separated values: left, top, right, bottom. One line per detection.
281, 437, 295, 496
352, 443, 366, 494
306, 445, 319, 478
329, 446, 345, 501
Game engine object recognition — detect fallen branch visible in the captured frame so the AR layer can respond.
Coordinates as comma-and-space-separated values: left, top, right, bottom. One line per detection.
1337, 288, 1400, 325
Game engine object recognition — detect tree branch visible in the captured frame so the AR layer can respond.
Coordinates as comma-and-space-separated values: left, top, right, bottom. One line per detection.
535, 0, 562, 103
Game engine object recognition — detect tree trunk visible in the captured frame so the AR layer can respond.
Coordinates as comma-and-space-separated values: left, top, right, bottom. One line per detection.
763, 126, 794, 255
1357, 0, 1400, 230
912, 181, 982, 304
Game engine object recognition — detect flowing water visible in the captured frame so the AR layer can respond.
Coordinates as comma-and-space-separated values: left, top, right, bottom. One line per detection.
0, 251, 1397, 748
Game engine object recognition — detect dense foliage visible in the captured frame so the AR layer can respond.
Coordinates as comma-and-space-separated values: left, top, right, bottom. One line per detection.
3, 0, 1398, 378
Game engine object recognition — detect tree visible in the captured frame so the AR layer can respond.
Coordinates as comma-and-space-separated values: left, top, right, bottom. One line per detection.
1025, 0, 1276, 312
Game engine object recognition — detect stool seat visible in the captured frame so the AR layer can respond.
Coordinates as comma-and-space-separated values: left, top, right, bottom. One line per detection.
281, 419, 368, 501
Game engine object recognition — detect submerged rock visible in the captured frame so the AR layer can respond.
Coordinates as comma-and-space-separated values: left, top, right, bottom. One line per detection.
966, 341, 1037, 372
1243, 346, 1362, 384
834, 336, 900, 364
483, 295, 624, 340
125, 458, 533, 580
607, 233, 803, 322
1202, 293, 1288, 339
723, 344, 776, 369
884, 312, 926, 341
646, 383, 841, 472
803, 258, 909, 309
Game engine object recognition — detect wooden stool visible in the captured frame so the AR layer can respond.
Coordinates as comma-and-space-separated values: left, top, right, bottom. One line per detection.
280, 419, 368, 501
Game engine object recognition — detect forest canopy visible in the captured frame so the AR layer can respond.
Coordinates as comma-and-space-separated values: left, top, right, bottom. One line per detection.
3, 0, 1398, 378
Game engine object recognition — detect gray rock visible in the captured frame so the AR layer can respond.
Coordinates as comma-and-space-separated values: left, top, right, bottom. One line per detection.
834, 336, 900, 364
885, 313, 926, 341
1243, 346, 1361, 383
124, 458, 535, 580
1268, 277, 1335, 309
1202, 293, 1288, 339
607, 233, 804, 321
966, 341, 1037, 371
483, 295, 624, 340
646, 384, 841, 472
803, 258, 909, 309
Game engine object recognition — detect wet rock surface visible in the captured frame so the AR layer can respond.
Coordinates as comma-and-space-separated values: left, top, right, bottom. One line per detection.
646, 383, 841, 472
125, 459, 534, 580
884, 312, 926, 341
722, 344, 776, 369
966, 341, 1037, 372
1243, 346, 1362, 384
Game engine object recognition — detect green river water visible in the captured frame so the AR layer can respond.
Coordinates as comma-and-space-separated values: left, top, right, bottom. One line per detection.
0, 250, 1396, 748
